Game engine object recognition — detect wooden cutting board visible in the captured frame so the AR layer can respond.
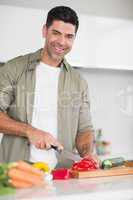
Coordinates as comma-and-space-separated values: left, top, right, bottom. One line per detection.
71, 166, 133, 179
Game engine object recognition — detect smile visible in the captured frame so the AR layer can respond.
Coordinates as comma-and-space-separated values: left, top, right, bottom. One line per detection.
54, 46, 65, 53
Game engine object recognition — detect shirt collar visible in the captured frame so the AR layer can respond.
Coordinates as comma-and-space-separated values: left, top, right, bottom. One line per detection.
28, 48, 69, 72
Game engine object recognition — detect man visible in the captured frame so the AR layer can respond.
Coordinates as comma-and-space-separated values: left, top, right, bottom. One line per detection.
0, 6, 95, 168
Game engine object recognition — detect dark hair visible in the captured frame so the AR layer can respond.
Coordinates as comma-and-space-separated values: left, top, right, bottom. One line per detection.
46, 6, 79, 33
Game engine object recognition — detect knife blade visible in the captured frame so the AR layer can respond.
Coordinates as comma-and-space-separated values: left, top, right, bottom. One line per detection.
51, 145, 81, 161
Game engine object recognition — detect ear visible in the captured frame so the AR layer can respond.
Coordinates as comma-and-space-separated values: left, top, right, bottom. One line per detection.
42, 24, 47, 38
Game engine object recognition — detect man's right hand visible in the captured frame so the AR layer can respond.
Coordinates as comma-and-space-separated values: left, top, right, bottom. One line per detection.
26, 126, 63, 150
0, 112, 63, 151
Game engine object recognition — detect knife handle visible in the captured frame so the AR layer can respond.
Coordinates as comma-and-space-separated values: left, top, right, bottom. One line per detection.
51, 145, 62, 153
51, 145, 58, 150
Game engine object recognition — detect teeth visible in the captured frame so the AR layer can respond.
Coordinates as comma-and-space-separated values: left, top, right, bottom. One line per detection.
55, 47, 64, 52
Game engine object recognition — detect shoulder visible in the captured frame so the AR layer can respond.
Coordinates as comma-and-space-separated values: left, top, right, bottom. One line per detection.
2, 48, 41, 73
4, 53, 30, 71
0, 52, 31, 81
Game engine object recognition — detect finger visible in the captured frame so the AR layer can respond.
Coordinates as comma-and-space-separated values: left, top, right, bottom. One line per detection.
35, 143, 41, 149
84, 154, 101, 167
39, 142, 45, 149
57, 144, 64, 151
53, 141, 64, 151
35, 141, 42, 149
45, 143, 51, 150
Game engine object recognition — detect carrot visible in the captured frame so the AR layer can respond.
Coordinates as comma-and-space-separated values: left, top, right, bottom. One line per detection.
16, 161, 44, 177
8, 168, 43, 185
9, 179, 33, 188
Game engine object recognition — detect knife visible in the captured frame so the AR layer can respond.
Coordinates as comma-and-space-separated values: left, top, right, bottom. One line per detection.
51, 145, 81, 161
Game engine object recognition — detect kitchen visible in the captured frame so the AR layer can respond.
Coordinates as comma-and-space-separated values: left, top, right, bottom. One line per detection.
0, 0, 133, 199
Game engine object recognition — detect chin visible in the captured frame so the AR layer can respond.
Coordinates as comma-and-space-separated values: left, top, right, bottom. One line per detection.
52, 54, 64, 61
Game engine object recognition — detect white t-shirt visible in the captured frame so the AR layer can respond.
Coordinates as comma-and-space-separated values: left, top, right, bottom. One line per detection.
29, 62, 60, 169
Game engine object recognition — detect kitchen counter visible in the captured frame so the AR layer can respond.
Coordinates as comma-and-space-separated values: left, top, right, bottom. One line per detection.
1, 175, 133, 200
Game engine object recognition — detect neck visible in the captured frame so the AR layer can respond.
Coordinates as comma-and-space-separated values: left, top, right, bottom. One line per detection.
41, 48, 62, 67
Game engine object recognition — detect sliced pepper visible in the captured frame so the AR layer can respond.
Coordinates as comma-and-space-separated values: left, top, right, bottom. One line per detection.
72, 157, 99, 171
52, 168, 70, 180
33, 162, 50, 172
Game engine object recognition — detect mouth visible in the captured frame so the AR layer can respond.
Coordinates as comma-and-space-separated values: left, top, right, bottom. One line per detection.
53, 46, 65, 54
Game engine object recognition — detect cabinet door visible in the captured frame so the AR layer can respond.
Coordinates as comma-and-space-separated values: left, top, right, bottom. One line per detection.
96, 17, 133, 70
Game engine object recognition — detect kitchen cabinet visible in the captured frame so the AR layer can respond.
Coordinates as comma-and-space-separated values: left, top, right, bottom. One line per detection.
67, 15, 133, 70
96, 17, 133, 70
6, 175, 133, 200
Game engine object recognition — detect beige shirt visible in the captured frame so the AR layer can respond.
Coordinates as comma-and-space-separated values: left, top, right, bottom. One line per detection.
0, 49, 93, 166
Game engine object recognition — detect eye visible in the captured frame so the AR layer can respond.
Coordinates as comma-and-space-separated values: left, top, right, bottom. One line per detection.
67, 35, 74, 40
52, 30, 60, 36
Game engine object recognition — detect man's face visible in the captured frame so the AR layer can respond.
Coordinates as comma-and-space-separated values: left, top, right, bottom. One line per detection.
43, 20, 76, 62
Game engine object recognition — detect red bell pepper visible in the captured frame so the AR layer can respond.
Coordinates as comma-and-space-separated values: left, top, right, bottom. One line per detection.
72, 157, 99, 171
52, 168, 70, 180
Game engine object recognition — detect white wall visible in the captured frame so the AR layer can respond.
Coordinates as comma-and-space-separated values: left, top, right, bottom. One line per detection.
78, 68, 133, 155
1, 0, 133, 20
0, 5, 45, 62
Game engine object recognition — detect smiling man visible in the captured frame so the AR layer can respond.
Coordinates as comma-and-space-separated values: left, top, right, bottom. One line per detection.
42, 20, 75, 65
0, 6, 96, 168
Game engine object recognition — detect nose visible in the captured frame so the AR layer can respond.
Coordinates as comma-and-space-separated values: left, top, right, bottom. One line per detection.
58, 36, 66, 46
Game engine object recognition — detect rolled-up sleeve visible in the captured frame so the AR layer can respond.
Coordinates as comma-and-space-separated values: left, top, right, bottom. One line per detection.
0, 64, 15, 112
77, 78, 94, 133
